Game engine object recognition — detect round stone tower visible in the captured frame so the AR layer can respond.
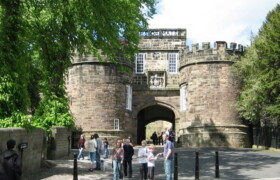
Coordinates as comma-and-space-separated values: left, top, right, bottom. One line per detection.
66, 54, 133, 141
178, 41, 250, 147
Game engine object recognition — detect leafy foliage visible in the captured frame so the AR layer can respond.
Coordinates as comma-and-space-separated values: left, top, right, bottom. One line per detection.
233, 4, 280, 125
0, 0, 156, 131
32, 93, 74, 132
0, 0, 31, 118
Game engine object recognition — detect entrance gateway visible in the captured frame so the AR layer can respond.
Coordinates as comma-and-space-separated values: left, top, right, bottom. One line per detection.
66, 28, 250, 147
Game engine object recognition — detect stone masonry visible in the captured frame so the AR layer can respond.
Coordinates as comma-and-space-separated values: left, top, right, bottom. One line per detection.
66, 53, 134, 144
66, 28, 250, 147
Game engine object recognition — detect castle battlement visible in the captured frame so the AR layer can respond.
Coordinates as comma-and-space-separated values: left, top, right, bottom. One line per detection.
186, 41, 244, 53
140, 28, 186, 39
179, 41, 244, 69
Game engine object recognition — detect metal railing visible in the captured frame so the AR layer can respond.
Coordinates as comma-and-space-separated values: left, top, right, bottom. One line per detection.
253, 126, 280, 149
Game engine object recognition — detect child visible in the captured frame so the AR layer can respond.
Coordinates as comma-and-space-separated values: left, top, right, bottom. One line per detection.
147, 145, 160, 180
103, 138, 109, 159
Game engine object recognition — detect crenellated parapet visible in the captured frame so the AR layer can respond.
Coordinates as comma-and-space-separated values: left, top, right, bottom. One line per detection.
138, 28, 186, 50
179, 41, 244, 69
140, 28, 186, 39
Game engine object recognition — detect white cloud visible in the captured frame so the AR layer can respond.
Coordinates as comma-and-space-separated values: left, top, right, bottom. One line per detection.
148, 0, 279, 46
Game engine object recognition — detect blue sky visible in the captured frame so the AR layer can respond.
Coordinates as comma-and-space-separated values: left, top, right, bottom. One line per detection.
148, 0, 279, 47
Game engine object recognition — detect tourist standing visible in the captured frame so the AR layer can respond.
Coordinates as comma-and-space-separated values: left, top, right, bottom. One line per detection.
158, 132, 164, 145
150, 132, 158, 145
147, 145, 161, 180
112, 139, 124, 180
77, 134, 86, 160
164, 128, 169, 136
103, 138, 109, 159
123, 139, 134, 178
138, 140, 148, 180
160, 134, 174, 180
88, 135, 97, 171
94, 134, 102, 170
0, 139, 22, 180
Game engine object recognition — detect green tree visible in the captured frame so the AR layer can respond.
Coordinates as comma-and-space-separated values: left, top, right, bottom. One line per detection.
0, 0, 156, 131
234, 4, 280, 126
0, 0, 31, 128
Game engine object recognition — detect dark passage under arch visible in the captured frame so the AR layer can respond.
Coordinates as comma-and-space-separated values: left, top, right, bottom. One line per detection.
137, 105, 175, 144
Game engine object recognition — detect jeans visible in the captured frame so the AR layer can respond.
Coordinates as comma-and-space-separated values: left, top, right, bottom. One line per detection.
123, 159, 132, 177
164, 159, 173, 180
96, 152, 101, 169
89, 152, 96, 166
113, 159, 123, 180
103, 148, 109, 159
77, 148, 84, 159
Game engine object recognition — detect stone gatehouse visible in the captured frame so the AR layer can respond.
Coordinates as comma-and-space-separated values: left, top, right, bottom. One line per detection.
66, 28, 250, 147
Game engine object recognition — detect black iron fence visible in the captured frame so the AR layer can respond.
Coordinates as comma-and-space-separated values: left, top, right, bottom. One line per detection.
253, 126, 280, 149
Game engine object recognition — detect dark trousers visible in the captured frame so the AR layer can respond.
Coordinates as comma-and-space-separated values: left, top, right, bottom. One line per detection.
140, 163, 148, 180
148, 167, 155, 180
158, 138, 163, 145
123, 159, 132, 177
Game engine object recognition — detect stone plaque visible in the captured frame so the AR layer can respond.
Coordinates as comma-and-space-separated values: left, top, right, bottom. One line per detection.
148, 72, 165, 88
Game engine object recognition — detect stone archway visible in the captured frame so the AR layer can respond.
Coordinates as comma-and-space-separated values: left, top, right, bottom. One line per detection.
136, 104, 175, 144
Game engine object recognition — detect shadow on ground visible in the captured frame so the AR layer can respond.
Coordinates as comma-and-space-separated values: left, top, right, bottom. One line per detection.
175, 147, 280, 180
23, 147, 280, 180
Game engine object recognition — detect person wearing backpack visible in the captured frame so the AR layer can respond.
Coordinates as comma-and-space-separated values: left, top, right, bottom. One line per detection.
0, 139, 22, 180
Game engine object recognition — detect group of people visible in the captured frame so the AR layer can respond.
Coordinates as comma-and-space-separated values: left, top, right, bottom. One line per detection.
150, 128, 176, 145
112, 133, 174, 180
77, 133, 107, 171
78, 132, 174, 180
0, 133, 174, 180
111, 138, 134, 179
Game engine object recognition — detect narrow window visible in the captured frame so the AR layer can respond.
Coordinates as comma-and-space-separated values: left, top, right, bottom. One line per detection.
114, 119, 119, 130
180, 84, 187, 111
135, 53, 145, 74
126, 85, 132, 110
168, 53, 178, 73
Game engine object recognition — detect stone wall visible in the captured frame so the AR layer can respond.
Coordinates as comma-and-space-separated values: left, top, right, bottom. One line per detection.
0, 128, 45, 177
179, 125, 249, 148
0, 127, 73, 177
178, 41, 250, 147
48, 126, 72, 159
66, 28, 250, 148
134, 29, 186, 90
66, 54, 134, 140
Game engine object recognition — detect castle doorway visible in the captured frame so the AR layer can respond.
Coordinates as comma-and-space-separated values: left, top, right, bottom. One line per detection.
136, 104, 175, 144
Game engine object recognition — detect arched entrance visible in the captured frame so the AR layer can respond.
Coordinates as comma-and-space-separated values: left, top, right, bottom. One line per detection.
136, 104, 175, 144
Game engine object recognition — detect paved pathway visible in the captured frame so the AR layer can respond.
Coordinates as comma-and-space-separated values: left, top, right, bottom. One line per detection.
23, 146, 280, 180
